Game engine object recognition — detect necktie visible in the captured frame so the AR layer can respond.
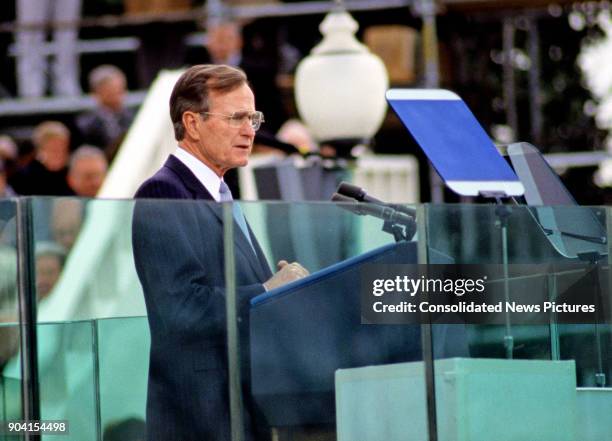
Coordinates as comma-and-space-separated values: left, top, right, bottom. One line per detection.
219, 181, 256, 254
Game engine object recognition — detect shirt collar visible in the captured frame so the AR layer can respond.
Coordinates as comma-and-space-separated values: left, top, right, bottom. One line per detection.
173, 146, 223, 201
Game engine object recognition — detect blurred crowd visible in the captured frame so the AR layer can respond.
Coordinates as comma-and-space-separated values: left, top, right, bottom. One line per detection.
0, 16, 326, 317
1, 16, 325, 200
0, 63, 129, 198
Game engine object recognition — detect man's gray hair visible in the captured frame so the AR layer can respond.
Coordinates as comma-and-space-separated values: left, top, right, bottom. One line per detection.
88, 65, 126, 92
69, 145, 108, 171
169, 64, 248, 141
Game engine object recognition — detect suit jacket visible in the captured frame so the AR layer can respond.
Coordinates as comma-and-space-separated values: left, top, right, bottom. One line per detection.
132, 155, 272, 441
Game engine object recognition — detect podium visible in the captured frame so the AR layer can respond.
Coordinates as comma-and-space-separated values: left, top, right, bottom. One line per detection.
249, 242, 464, 426
335, 358, 577, 441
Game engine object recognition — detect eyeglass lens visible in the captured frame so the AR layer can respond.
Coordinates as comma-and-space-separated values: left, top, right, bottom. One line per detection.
229, 111, 263, 130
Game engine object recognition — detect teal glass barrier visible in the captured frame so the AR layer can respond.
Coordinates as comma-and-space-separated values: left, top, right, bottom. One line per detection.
130, 197, 296, 441
5, 197, 610, 440
426, 204, 611, 379
232, 201, 428, 441
28, 197, 147, 441
2, 321, 98, 441
38, 321, 96, 441
96, 317, 148, 441
0, 199, 20, 441
426, 204, 611, 441
31, 198, 145, 323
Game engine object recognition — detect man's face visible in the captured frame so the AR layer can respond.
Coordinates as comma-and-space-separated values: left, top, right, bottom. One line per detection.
95, 76, 126, 112
207, 23, 243, 63
39, 136, 69, 172
68, 156, 108, 197
194, 83, 256, 176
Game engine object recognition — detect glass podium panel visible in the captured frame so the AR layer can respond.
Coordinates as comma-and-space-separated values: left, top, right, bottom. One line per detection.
25, 196, 244, 440
130, 197, 254, 441
37, 321, 97, 441
30, 197, 147, 440
230, 201, 428, 441
426, 204, 611, 441
6, 197, 610, 440
0, 199, 20, 441
31, 198, 145, 323
96, 316, 149, 441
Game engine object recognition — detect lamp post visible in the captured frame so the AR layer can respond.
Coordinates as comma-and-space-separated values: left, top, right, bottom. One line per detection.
294, 0, 389, 157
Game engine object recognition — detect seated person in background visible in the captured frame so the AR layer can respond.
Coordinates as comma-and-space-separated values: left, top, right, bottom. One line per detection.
67, 145, 108, 197
0, 135, 18, 180
9, 121, 72, 196
0, 160, 16, 198
51, 199, 83, 253
76, 65, 135, 160
276, 119, 317, 155
206, 19, 242, 67
35, 241, 66, 301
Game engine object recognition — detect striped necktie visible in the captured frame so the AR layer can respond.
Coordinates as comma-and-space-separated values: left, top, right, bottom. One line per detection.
219, 181, 255, 253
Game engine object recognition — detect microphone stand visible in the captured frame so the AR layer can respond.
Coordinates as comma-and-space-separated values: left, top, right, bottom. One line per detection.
333, 182, 417, 243
331, 193, 416, 243
382, 219, 412, 242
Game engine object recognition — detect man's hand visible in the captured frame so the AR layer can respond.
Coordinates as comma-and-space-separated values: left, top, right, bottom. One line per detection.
263, 260, 310, 291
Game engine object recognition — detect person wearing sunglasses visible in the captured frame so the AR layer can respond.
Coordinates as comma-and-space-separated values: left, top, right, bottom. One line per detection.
132, 64, 308, 441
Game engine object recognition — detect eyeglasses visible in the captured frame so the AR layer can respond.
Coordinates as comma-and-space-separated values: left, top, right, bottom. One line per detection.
199, 110, 265, 131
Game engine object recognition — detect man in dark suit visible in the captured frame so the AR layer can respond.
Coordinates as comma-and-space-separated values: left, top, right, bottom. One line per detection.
131, 64, 308, 441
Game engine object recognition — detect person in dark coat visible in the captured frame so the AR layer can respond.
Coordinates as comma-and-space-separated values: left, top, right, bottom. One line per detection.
9, 121, 72, 196
76, 65, 135, 159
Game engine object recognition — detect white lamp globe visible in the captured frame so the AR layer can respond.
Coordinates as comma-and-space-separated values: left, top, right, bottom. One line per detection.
295, 9, 389, 144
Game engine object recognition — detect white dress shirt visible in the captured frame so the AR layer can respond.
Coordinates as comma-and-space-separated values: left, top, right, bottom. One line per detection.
173, 146, 224, 201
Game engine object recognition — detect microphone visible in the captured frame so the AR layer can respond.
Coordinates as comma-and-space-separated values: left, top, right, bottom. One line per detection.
331, 193, 415, 228
336, 182, 416, 217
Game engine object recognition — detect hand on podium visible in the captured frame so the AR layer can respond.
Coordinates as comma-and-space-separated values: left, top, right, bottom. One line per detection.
263, 260, 309, 291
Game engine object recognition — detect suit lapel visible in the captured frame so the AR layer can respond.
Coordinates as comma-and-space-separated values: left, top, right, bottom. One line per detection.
248, 224, 273, 279
165, 155, 269, 281
232, 214, 270, 282
165, 155, 224, 223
